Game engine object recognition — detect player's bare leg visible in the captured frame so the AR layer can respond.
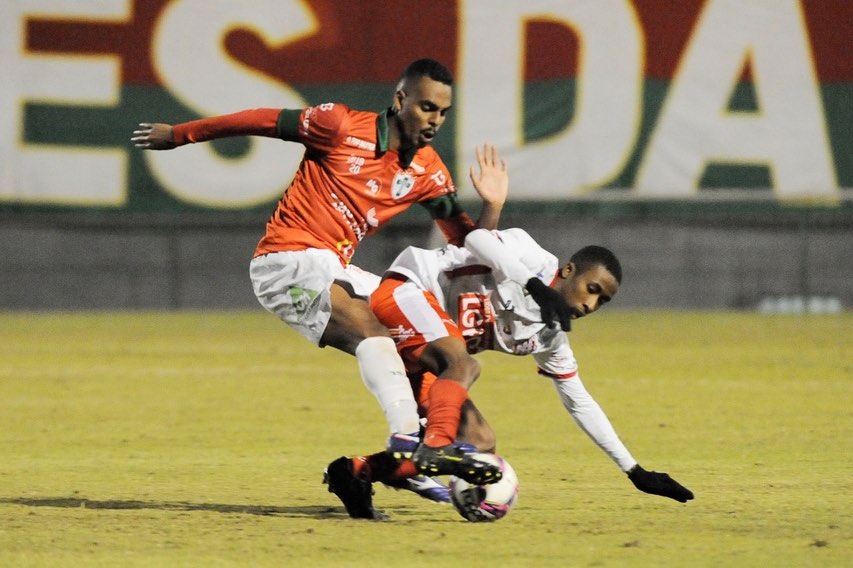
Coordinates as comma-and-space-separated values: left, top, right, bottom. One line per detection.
456, 399, 497, 453
411, 337, 502, 484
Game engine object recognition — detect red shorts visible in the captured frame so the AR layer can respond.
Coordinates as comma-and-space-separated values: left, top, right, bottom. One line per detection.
370, 276, 464, 409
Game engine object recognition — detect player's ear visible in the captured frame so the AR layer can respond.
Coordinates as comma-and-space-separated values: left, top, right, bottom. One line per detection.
559, 262, 575, 279
392, 89, 406, 113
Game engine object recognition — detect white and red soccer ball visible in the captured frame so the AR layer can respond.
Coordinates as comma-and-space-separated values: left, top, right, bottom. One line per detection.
449, 453, 519, 522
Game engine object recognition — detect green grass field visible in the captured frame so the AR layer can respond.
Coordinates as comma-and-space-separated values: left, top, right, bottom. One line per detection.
0, 310, 849, 567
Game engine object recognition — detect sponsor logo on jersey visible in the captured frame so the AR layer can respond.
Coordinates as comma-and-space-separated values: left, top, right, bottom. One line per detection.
347, 155, 365, 174
391, 172, 415, 199
429, 169, 447, 187
366, 207, 379, 228
301, 107, 315, 134
329, 191, 371, 258
389, 324, 416, 343
365, 179, 381, 195
288, 287, 320, 319
345, 136, 376, 151
335, 238, 354, 260
458, 293, 495, 352
303, 103, 334, 134
511, 336, 540, 355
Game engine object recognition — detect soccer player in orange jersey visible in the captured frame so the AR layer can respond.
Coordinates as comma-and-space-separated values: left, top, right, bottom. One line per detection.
132, 59, 559, 518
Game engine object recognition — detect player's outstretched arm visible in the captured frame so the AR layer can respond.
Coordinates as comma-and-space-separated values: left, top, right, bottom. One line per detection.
469, 144, 507, 230
132, 123, 176, 150
627, 464, 694, 503
132, 109, 282, 151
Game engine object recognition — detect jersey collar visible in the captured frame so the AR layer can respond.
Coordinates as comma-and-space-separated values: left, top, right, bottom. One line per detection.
376, 108, 417, 168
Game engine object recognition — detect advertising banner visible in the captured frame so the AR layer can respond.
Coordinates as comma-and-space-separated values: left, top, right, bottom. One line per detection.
2, 0, 850, 214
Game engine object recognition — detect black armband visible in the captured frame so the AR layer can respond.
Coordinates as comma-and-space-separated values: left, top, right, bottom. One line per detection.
419, 193, 464, 219
276, 109, 302, 141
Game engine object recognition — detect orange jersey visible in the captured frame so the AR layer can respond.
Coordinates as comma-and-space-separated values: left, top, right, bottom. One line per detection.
172, 104, 476, 265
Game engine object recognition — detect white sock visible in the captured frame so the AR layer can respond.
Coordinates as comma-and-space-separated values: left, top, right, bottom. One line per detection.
355, 336, 421, 435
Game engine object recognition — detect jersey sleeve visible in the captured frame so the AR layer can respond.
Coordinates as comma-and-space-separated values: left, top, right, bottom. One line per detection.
419, 194, 477, 247
172, 108, 282, 145
276, 102, 350, 152
533, 332, 578, 378
535, 336, 638, 472
501, 228, 560, 282
464, 228, 538, 285
463, 228, 559, 290
549, 372, 638, 472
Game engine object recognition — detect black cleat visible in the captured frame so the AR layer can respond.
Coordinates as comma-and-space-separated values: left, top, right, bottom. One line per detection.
412, 444, 502, 485
323, 457, 388, 520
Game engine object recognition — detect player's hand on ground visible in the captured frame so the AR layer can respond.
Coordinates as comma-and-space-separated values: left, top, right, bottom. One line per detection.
526, 277, 572, 331
469, 144, 507, 209
628, 464, 694, 503
132, 123, 176, 150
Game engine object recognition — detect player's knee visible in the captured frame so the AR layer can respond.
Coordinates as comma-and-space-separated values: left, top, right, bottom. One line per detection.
466, 426, 496, 453
448, 355, 480, 388
324, 295, 390, 353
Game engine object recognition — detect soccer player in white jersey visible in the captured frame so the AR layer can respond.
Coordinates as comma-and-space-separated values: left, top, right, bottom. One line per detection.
326, 228, 693, 517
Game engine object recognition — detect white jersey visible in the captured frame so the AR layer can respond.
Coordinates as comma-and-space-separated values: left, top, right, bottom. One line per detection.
386, 228, 638, 473
388, 228, 574, 376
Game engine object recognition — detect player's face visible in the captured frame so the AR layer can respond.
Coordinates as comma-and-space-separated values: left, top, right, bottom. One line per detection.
394, 76, 452, 148
559, 264, 619, 320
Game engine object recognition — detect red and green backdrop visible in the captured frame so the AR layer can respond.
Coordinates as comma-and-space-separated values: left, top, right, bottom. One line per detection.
3, 0, 851, 214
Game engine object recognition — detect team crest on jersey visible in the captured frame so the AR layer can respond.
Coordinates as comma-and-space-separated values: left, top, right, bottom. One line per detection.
391, 172, 415, 199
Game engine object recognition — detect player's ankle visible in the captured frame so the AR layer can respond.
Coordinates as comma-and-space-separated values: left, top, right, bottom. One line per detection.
424, 433, 454, 448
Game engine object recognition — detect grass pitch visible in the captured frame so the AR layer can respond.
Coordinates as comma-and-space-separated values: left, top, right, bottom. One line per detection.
0, 310, 850, 567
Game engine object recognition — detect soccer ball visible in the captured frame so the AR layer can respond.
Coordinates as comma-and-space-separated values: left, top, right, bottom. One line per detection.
449, 453, 518, 522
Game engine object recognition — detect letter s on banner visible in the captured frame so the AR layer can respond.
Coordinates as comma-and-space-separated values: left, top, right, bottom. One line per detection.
147, 0, 316, 208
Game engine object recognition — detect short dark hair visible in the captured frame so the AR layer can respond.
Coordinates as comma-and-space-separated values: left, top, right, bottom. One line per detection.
400, 58, 453, 87
570, 245, 622, 283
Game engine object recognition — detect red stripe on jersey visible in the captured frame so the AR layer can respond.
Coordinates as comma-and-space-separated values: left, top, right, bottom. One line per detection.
548, 269, 560, 287
537, 368, 577, 380
444, 264, 491, 279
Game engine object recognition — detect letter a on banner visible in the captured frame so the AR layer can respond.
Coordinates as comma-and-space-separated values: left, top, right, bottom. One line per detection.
637, 0, 837, 199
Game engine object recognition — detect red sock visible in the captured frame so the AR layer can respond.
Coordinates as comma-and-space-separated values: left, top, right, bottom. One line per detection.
350, 456, 371, 480
424, 379, 468, 447
351, 453, 418, 483
392, 459, 417, 480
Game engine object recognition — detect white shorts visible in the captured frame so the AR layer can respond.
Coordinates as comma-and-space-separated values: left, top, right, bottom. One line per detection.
249, 249, 381, 345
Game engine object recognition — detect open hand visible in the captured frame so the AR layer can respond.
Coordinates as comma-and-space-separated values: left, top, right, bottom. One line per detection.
131, 123, 176, 150
469, 144, 507, 209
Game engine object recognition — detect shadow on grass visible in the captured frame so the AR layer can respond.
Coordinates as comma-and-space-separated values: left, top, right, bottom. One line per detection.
0, 496, 347, 518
